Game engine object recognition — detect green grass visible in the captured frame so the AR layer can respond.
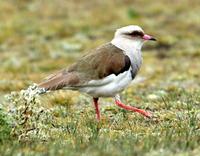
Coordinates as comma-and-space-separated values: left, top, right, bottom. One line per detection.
0, 108, 12, 143
0, 0, 200, 155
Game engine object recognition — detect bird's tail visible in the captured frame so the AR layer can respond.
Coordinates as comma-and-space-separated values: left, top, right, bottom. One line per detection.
37, 68, 71, 92
37, 77, 64, 92
37, 81, 51, 93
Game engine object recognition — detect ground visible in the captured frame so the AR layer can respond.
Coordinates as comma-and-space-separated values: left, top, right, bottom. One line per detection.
0, 0, 200, 156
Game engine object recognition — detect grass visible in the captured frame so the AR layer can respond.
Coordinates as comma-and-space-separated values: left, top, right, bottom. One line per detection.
0, 108, 12, 143
0, 0, 200, 155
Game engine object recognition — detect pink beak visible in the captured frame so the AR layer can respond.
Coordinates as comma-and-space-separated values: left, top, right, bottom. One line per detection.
143, 34, 156, 41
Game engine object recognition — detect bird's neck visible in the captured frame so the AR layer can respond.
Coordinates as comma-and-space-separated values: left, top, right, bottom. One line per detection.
111, 37, 143, 66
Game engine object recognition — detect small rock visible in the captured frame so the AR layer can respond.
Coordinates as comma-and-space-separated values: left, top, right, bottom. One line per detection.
147, 94, 159, 100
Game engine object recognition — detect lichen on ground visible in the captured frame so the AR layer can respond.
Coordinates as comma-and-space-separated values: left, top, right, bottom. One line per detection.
5, 84, 55, 141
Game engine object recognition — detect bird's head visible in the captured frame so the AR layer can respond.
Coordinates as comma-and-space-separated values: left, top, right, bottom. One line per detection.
112, 25, 156, 51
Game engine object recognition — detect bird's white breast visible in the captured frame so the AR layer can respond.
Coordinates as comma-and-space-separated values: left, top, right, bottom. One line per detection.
78, 68, 133, 98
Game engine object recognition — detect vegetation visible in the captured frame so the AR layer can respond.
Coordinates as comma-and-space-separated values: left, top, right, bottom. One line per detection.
0, 0, 200, 155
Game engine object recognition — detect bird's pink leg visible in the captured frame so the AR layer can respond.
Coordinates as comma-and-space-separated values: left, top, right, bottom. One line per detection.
114, 95, 151, 118
93, 98, 100, 121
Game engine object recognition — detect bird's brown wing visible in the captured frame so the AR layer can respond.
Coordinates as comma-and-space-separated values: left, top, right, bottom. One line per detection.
38, 43, 131, 91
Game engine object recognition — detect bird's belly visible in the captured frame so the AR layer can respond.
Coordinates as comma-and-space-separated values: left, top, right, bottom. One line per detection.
78, 69, 133, 97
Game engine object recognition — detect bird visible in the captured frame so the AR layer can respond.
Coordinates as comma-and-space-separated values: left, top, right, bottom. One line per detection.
38, 25, 156, 121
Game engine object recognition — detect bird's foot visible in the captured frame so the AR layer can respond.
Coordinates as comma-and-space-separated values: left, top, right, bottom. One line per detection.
115, 100, 152, 118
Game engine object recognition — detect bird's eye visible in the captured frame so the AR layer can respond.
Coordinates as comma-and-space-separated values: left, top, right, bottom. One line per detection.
132, 31, 143, 36
125, 31, 144, 37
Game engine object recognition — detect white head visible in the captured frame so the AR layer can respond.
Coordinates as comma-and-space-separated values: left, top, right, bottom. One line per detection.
111, 25, 156, 52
